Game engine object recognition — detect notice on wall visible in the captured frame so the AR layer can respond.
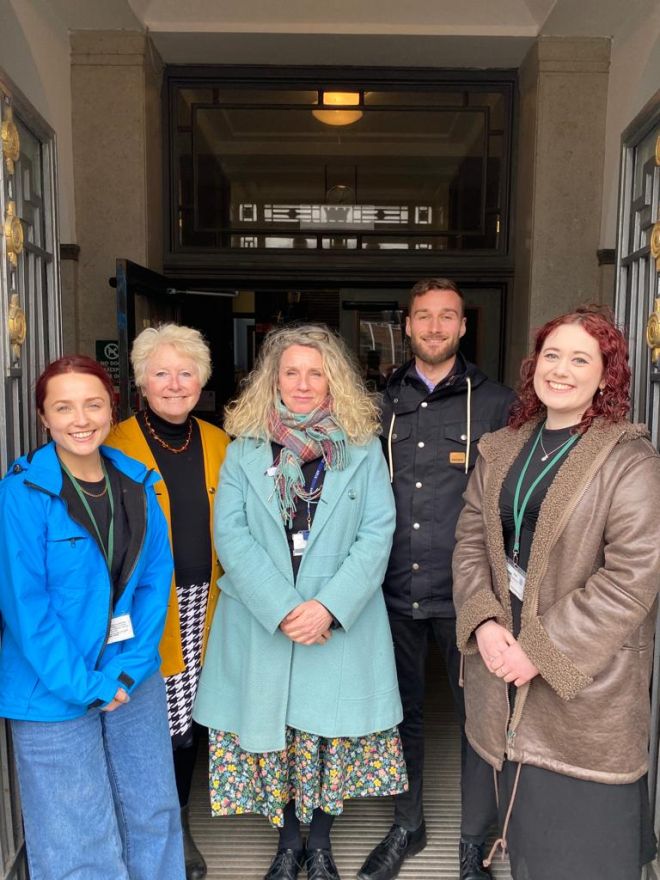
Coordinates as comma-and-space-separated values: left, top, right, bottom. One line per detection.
96, 340, 120, 389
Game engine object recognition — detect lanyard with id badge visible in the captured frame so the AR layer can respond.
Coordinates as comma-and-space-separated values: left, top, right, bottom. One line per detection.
61, 460, 134, 645
292, 460, 325, 557
508, 425, 578, 600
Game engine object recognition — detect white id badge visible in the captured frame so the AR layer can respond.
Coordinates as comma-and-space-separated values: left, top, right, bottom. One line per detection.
506, 558, 527, 601
107, 613, 135, 644
292, 529, 310, 557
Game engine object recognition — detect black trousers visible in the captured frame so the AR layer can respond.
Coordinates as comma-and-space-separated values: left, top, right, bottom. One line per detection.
389, 616, 497, 840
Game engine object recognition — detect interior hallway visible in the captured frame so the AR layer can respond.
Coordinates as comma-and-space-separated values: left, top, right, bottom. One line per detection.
189, 652, 512, 879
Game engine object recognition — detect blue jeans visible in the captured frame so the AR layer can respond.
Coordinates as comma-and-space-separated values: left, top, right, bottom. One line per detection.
12, 672, 185, 880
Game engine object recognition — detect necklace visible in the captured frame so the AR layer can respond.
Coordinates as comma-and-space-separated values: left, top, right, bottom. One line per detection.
78, 481, 108, 499
143, 410, 193, 454
539, 430, 574, 462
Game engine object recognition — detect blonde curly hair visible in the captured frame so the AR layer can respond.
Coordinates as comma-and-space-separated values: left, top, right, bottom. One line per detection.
224, 324, 379, 444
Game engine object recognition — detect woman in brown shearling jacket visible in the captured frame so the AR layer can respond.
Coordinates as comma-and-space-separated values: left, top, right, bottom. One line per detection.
453, 307, 660, 880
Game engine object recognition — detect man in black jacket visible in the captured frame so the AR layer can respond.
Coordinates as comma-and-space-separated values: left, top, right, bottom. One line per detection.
358, 279, 515, 880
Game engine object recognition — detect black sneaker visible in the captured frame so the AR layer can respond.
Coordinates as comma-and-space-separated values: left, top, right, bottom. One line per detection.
356, 823, 427, 880
459, 840, 492, 880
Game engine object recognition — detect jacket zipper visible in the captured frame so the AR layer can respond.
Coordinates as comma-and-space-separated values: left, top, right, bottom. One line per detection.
117, 486, 148, 598
96, 474, 150, 668
504, 430, 625, 751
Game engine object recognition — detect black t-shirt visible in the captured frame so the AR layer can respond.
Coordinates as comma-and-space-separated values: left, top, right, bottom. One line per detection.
61, 458, 130, 600
500, 424, 578, 572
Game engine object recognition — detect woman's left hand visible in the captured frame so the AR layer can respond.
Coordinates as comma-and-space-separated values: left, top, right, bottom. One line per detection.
101, 687, 130, 712
280, 600, 333, 645
492, 641, 539, 687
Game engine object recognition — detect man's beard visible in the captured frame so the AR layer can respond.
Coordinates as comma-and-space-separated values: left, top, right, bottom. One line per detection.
409, 334, 460, 366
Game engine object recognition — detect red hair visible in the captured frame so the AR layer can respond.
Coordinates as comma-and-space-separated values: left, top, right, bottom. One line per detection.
36, 355, 115, 416
509, 306, 630, 432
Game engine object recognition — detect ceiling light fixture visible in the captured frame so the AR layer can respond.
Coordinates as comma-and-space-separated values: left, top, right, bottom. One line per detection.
312, 92, 363, 127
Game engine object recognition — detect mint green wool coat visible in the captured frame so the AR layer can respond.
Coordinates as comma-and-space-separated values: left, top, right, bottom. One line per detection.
193, 436, 402, 752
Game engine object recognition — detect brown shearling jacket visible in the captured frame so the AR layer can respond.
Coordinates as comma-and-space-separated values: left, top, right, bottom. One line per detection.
453, 418, 660, 784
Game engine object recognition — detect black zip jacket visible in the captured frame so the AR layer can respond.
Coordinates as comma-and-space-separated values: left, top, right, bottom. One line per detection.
380, 354, 515, 619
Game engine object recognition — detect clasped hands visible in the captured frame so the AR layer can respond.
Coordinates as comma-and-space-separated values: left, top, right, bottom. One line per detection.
280, 599, 333, 646
102, 687, 130, 712
475, 620, 539, 687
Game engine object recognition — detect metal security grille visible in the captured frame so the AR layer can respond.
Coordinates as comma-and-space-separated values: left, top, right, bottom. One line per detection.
614, 92, 660, 880
0, 67, 61, 880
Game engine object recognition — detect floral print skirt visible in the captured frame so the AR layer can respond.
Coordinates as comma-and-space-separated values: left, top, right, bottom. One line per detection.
208, 725, 408, 826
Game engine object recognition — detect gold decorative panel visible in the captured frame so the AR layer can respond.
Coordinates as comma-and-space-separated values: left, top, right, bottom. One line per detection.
4, 201, 23, 266
651, 221, 660, 272
7, 292, 26, 359
1, 105, 19, 175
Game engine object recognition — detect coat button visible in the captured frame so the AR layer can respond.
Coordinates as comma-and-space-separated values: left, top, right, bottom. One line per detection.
392, 433, 398, 440
413, 522, 420, 530
460, 434, 467, 441
417, 441, 425, 448
12, 464, 21, 473
415, 481, 422, 489
421, 401, 428, 408
348, 489, 357, 500
412, 563, 420, 571
393, 398, 399, 403
412, 602, 420, 609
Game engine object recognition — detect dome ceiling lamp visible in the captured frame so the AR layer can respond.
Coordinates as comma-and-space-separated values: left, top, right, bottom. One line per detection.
312, 91, 363, 127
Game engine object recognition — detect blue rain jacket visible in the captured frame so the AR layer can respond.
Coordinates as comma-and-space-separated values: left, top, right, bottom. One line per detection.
0, 442, 173, 721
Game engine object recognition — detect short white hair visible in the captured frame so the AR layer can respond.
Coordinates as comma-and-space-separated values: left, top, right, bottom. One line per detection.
131, 324, 212, 389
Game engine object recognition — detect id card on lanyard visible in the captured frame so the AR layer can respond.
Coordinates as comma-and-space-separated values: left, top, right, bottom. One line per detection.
292, 460, 324, 557
59, 459, 134, 643
509, 424, 578, 597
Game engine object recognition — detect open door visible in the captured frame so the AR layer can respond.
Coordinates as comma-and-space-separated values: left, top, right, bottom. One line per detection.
111, 259, 236, 421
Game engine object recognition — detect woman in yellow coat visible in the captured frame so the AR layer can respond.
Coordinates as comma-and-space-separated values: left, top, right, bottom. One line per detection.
107, 323, 229, 880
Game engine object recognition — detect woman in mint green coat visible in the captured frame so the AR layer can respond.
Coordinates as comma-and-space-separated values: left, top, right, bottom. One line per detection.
194, 325, 406, 880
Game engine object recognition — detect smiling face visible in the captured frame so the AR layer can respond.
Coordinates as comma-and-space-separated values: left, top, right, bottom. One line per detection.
533, 322, 605, 429
142, 344, 202, 424
406, 289, 466, 375
277, 344, 330, 414
40, 372, 113, 469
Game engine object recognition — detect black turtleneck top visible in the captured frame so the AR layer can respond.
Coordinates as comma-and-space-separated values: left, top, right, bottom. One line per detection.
140, 406, 211, 584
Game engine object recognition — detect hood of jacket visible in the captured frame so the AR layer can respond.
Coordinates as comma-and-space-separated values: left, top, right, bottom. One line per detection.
7, 441, 161, 493
384, 353, 490, 405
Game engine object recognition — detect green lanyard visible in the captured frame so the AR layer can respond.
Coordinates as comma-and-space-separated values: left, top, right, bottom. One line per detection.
512, 423, 578, 564
61, 459, 114, 572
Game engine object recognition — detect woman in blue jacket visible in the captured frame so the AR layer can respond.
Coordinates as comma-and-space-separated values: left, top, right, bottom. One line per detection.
194, 325, 406, 880
0, 355, 185, 880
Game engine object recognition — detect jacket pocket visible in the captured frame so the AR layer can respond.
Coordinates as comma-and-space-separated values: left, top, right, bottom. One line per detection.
444, 420, 491, 469
45, 534, 96, 591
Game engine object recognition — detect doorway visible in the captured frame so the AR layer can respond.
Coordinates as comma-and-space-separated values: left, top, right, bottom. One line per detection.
114, 262, 509, 422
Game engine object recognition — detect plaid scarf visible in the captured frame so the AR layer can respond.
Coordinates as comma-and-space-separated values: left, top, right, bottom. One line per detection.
268, 398, 347, 527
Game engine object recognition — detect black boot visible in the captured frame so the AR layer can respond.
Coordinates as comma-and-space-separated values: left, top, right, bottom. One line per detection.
181, 806, 207, 880
356, 822, 427, 880
459, 840, 491, 880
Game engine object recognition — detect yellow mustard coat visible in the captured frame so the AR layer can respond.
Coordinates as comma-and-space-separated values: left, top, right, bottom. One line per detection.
107, 415, 230, 676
